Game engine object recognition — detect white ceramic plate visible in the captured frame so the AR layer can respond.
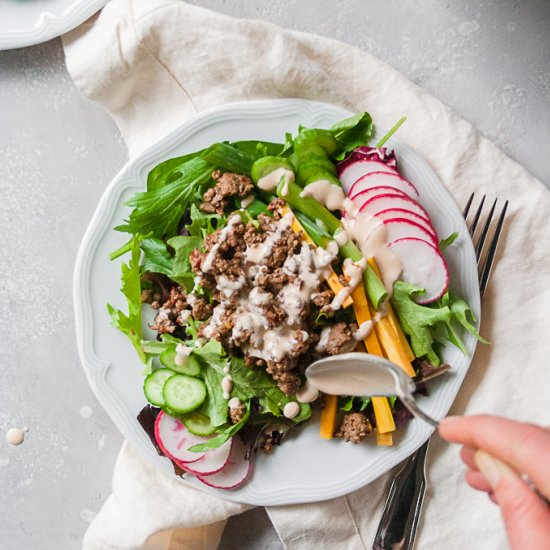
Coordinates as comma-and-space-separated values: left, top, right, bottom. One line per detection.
0, 0, 106, 50
74, 98, 480, 506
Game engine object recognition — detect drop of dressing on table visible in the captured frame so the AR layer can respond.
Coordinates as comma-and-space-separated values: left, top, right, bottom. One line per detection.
6, 426, 29, 446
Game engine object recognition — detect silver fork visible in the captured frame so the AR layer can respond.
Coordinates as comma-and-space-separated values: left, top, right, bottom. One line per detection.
372, 193, 509, 550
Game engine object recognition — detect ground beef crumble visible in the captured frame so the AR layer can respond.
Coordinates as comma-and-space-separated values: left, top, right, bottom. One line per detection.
188, 198, 353, 394
335, 412, 373, 443
229, 403, 247, 424
147, 286, 191, 334
325, 322, 358, 355
200, 170, 254, 215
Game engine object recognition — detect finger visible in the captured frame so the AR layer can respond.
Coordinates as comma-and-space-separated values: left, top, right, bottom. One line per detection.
465, 469, 493, 493
460, 445, 478, 471
439, 415, 550, 498
474, 450, 550, 549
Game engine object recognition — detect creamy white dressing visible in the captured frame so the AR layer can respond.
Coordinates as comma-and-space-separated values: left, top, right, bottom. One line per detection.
202, 215, 242, 273
175, 343, 192, 367
300, 180, 346, 211
315, 325, 332, 353
354, 320, 373, 341
228, 397, 242, 409
373, 306, 388, 324
201, 210, 338, 368
222, 375, 233, 400
343, 198, 359, 218
296, 380, 319, 403
283, 402, 301, 419
257, 168, 295, 192
177, 309, 191, 324
330, 257, 367, 310
249, 287, 271, 306
217, 275, 246, 298
333, 228, 349, 247
241, 194, 255, 208
343, 212, 403, 294
6, 427, 28, 446
245, 212, 293, 265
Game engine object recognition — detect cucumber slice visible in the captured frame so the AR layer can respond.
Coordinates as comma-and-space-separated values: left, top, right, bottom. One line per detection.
143, 368, 175, 407
294, 129, 338, 155
251, 156, 295, 183
297, 158, 337, 184
159, 348, 201, 376
163, 375, 206, 414
182, 412, 216, 436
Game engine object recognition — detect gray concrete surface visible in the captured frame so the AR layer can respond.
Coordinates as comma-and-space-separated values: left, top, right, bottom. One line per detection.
0, 1, 548, 549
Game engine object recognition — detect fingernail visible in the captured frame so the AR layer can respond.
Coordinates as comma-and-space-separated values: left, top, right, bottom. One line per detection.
474, 450, 507, 490
441, 415, 459, 424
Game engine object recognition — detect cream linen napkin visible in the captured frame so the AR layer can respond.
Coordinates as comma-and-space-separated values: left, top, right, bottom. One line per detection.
64, 1, 550, 549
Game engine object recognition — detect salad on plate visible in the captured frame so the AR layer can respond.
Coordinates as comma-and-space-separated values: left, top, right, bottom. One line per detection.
108, 112, 485, 490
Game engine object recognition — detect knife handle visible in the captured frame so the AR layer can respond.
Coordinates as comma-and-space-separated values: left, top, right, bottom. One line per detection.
372, 440, 430, 550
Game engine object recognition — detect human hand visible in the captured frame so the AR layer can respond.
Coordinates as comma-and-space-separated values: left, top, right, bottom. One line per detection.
439, 415, 550, 549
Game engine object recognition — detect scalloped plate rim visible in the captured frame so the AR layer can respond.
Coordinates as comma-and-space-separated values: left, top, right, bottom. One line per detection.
0, 0, 107, 50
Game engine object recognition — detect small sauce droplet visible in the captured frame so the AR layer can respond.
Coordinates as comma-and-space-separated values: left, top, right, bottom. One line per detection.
283, 402, 300, 419
6, 427, 26, 446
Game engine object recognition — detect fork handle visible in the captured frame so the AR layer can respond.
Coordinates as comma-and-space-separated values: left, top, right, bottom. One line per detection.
372, 440, 430, 550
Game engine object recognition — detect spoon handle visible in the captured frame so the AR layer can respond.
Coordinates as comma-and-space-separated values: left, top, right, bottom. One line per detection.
372, 440, 429, 550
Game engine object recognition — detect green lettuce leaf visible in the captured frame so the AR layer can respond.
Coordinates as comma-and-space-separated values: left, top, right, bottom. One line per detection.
202, 364, 229, 427
146, 149, 207, 192
446, 292, 489, 344
116, 157, 214, 237
107, 236, 146, 363
391, 280, 452, 366
330, 112, 374, 158
229, 358, 311, 423
186, 203, 227, 239
188, 402, 251, 453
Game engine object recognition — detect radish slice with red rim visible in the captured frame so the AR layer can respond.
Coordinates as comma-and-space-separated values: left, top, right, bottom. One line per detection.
154, 411, 206, 464
197, 437, 252, 490
374, 208, 436, 238
338, 160, 398, 192
349, 171, 419, 199
359, 194, 431, 220
350, 186, 408, 212
381, 218, 438, 247
388, 238, 450, 304
179, 438, 233, 476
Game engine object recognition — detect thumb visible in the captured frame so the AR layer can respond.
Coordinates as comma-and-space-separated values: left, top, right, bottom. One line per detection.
474, 450, 550, 549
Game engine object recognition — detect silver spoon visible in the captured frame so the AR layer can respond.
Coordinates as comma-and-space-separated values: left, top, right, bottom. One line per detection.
305, 352, 440, 428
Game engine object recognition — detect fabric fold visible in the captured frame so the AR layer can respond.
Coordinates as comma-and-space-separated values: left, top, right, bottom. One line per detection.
64, 1, 549, 549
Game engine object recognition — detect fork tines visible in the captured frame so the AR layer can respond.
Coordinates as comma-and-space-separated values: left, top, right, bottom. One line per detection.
463, 192, 508, 298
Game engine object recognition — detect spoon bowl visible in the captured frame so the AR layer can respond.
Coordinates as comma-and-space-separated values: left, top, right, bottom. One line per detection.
305, 353, 439, 428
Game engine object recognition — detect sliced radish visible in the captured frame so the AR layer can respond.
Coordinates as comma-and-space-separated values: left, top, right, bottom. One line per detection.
179, 438, 233, 476
154, 411, 205, 464
338, 160, 398, 192
359, 194, 431, 221
349, 172, 419, 200
388, 238, 449, 303
350, 186, 408, 211
381, 218, 438, 247
197, 437, 252, 490
374, 208, 436, 238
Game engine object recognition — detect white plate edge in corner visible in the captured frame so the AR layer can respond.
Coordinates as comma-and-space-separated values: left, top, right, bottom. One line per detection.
73, 98, 480, 506
0, 0, 107, 50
